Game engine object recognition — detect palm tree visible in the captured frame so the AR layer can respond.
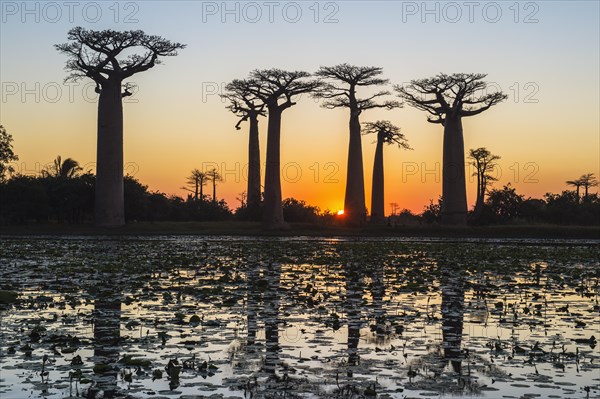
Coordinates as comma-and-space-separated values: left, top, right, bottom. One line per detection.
56, 27, 185, 227
42, 155, 82, 178
315, 64, 400, 225
396, 74, 507, 225
362, 121, 410, 224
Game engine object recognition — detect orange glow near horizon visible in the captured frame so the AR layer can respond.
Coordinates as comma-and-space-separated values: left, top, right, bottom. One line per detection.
337, 210, 345, 216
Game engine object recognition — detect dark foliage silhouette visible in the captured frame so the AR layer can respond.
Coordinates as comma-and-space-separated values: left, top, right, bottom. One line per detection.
0, 125, 18, 183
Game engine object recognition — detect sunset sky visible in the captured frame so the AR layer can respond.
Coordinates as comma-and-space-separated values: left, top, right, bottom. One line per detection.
1, 1, 599, 214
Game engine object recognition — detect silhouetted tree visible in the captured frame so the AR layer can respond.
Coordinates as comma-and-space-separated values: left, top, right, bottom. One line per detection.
396, 74, 506, 225
486, 184, 524, 223
362, 121, 410, 223
206, 167, 222, 203
579, 173, 598, 200
282, 197, 320, 223
222, 81, 266, 210
56, 27, 185, 226
184, 169, 208, 201
316, 64, 400, 225
240, 69, 320, 229
0, 125, 18, 183
236, 191, 247, 208
422, 197, 443, 224
468, 147, 500, 221
42, 155, 82, 178
566, 178, 583, 203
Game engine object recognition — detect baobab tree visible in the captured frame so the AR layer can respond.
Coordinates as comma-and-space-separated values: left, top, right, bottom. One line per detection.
579, 173, 598, 200
468, 147, 500, 220
396, 73, 507, 225
206, 168, 222, 203
222, 81, 266, 211
184, 169, 208, 201
56, 27, 185, 227
239, 69, 320, 229
362, 121, 410, 224
566, 178, 583, 203
316, 64, 400, 225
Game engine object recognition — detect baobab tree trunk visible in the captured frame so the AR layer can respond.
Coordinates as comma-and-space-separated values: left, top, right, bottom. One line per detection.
344, 110, 366, 225
441, 116, 467, 225
95, 81, 125, 227
247, 116, 261, 209
263, 108, 285, 229
370, 135, 385, 224
472, 170, 483, 221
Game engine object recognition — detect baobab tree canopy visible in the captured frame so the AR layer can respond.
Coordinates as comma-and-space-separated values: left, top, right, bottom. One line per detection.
55, 27, 185, 227
362, 121, 411, 149
222, 80, 266, 130
395, 73, 506, 124
315, 64, 401, 112
55, 27, 185, 85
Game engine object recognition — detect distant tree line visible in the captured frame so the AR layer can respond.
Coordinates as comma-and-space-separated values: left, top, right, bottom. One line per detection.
1, 125, 598, 226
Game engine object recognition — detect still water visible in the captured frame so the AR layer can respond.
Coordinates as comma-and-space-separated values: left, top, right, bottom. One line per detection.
0, 236, 598, 398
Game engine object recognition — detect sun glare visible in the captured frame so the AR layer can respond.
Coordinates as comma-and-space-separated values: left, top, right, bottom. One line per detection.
337, 210, 345, 216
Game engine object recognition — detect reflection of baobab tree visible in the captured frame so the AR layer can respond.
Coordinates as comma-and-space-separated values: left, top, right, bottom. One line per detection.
345, 264, 364, 369
262, 262, 281, 376
368, 262, 388, 345
440, 268, 465, 374
87, 282, 122, 398
406, 264, 505, 395
246, 264, 260, 348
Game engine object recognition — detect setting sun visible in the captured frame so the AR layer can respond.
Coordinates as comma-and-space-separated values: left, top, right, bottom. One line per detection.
337, 210, 345, 216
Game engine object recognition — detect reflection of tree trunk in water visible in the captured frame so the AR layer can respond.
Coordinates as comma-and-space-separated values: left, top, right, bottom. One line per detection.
441, 269, 465, 373
262, 263, 281, 375
91, 288, 121, 397
371, 265, 386, 343
345, 265, 363, 369
246, 264, 259, 347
